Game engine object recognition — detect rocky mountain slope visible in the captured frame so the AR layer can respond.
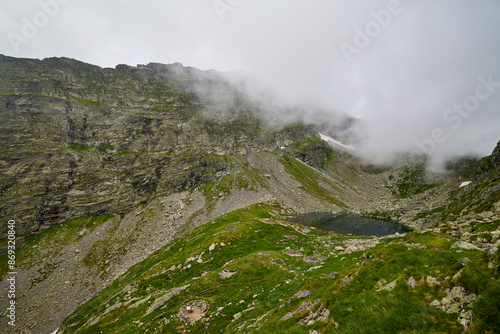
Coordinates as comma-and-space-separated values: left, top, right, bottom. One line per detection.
0, 54, 335, 250
0, 56, 498, 333
54, 142, 498, 334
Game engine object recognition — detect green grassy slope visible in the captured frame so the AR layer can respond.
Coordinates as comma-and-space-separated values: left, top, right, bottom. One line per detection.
59, 202, 499, 334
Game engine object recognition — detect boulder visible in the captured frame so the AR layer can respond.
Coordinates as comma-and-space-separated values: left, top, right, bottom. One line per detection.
327, 272, 339, 279
451, 241, 482, 251
426, 276, 440, 285
177, 300, 208, 324
285, 249, 303, 257
430, 300, 441, 307
293, 290, 311, 298
218, 269, 238, 279
303, 256, 322, 264
377, 279, 397, 291
406, 276, 417, 288
343, 239, 379, 253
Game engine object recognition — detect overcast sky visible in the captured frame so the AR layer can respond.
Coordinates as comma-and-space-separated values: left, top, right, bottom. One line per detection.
1, 0, 500, 166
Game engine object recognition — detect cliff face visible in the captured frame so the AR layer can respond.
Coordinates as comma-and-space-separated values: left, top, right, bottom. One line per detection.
463, 140, 500, 213
486, 140, 500, 170
0, 55, 316, 247
421, 140, 500, 226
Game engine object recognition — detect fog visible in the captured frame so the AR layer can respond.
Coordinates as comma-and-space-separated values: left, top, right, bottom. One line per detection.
1, 0, 500, 166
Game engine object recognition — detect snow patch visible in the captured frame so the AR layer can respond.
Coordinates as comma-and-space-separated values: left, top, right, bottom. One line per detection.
319, 133, 355, 150
459, 181, 472, 188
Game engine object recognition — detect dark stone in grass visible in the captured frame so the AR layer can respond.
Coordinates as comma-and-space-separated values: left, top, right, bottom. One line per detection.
225, 225, 238, 232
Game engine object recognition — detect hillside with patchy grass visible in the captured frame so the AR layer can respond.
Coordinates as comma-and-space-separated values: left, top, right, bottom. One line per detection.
0, 56, 499, 334
58, 203, 499, 334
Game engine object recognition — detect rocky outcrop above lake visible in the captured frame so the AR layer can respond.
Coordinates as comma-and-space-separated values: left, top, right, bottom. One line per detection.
0, 55, 320, 249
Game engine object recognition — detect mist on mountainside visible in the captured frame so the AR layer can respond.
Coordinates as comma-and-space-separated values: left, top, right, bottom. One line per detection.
162, 61, 498, 171
2, 0, 500, 167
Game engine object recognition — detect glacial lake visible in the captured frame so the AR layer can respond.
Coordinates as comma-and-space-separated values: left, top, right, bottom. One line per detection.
287, 212, 411, 236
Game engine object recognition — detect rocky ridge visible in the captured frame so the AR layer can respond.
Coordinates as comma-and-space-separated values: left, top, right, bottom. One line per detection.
0, 55, 327, 249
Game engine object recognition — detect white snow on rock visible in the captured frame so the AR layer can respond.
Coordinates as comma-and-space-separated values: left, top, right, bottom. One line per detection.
319, 133, 356, 150
459, 181, 472, 188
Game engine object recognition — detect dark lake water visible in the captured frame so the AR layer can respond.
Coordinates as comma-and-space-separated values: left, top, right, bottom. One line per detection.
287, 212, 411, 236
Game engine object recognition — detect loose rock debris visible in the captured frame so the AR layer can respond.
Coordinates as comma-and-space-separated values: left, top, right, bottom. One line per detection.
178, 300, 208, 324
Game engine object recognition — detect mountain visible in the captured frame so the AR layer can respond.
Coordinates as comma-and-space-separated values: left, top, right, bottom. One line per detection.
0, 56, 498, 334
0, 54, 339, 250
